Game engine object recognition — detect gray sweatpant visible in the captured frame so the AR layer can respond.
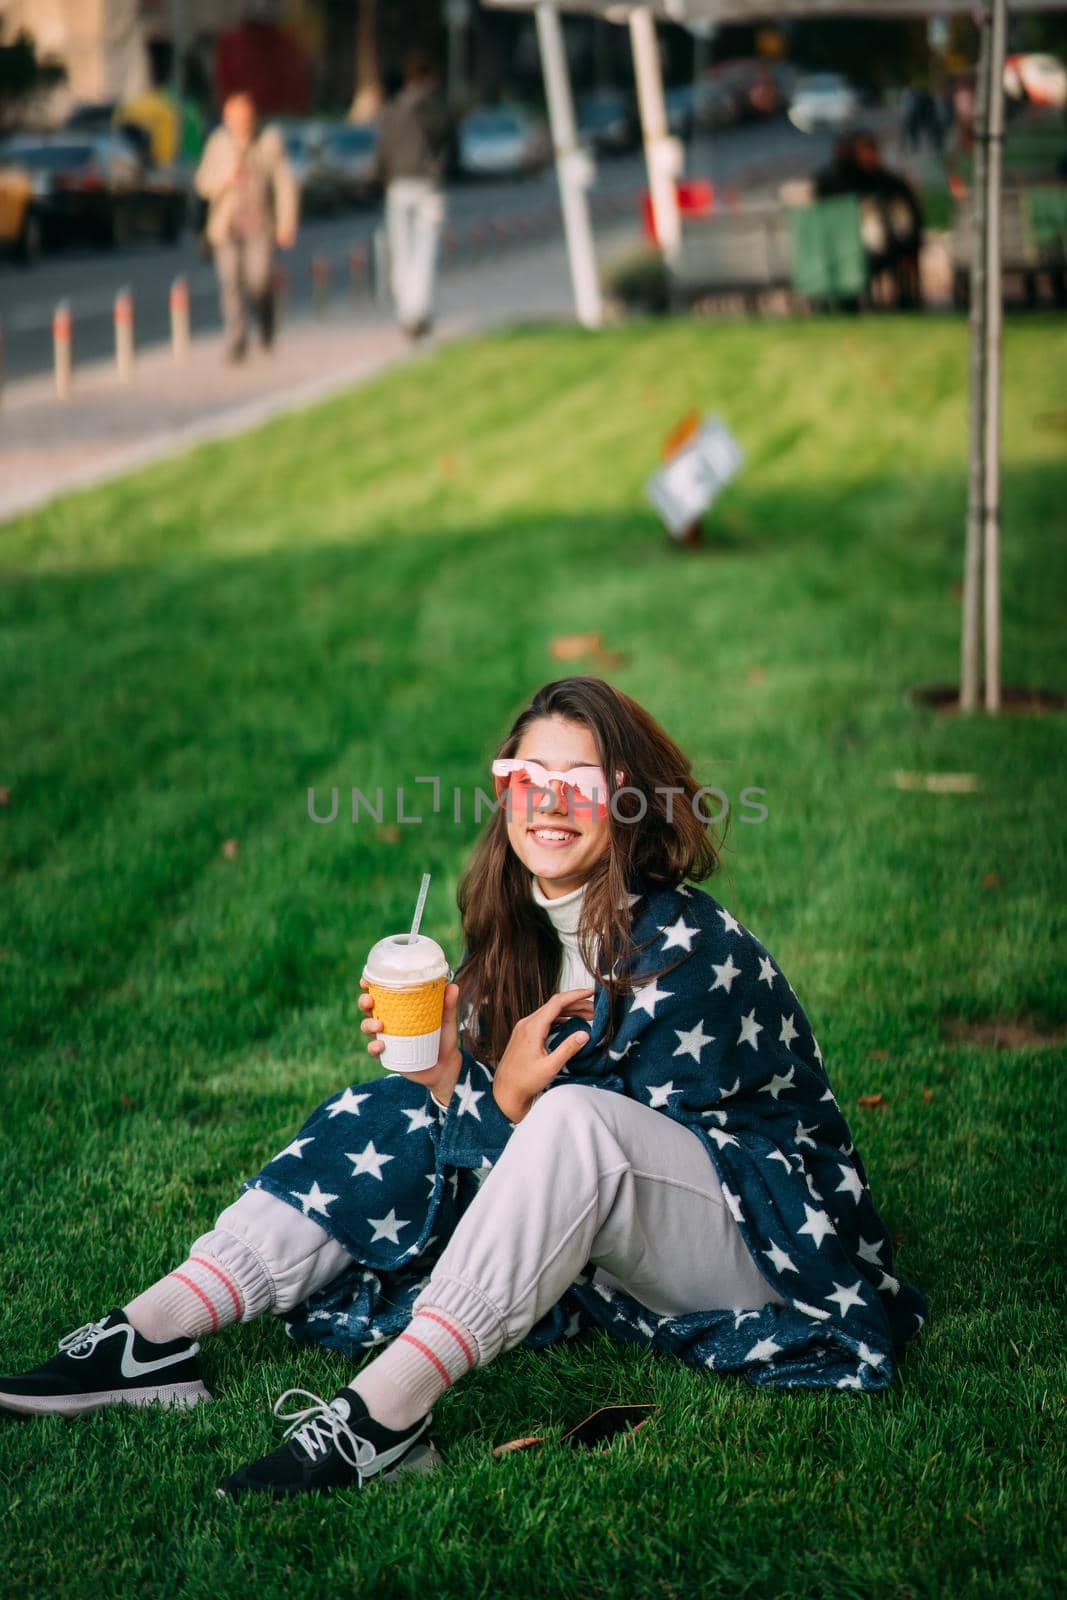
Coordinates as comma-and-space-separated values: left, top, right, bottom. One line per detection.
193, 1083, 786, 1364
213, 233, 274, 355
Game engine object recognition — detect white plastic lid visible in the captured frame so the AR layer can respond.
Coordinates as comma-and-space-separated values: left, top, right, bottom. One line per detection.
362, 932, 450, 985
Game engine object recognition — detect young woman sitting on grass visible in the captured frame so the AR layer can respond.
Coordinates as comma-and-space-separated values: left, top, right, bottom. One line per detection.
0, 677, 927, 1499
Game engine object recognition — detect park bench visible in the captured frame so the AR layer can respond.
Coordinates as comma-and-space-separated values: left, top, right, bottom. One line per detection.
950, 184, 1067, 307
666, 196, 869, 312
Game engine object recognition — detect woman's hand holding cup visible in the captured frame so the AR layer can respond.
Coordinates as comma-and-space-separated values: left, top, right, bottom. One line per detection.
358, 979, 463, 1105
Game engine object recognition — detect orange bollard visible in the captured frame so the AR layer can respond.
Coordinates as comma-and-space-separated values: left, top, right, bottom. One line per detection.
114, 287, 134, 382
348, 245, 368, 300
311, 253, 330, 314
169, 275, 190, 361
53, 300, 72, 398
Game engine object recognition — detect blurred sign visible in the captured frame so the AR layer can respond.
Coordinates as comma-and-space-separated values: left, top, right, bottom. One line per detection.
646, 416, 744, 540
445, 0, 472, 24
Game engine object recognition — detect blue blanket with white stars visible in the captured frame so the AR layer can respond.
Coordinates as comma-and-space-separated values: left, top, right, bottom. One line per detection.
247, 879, 927, 1392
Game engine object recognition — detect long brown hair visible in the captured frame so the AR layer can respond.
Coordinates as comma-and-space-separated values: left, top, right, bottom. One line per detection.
455, 677, 723, 1065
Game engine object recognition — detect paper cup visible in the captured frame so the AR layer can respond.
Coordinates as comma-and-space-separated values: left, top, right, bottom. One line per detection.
362, 933, 451, 1073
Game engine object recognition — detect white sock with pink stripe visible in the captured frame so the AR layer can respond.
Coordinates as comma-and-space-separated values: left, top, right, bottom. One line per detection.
123, 1251, 251, 1345
350, 1306, 479, 1432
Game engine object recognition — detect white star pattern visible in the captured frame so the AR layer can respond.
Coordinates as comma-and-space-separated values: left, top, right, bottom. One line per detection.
737, 1010, 763, 1050
454, 1079, 485, 1120
290, 1181, 338, 1218
709, 954, 742, 995
346, 1140, 395, 1181
758, 1067, 796, 1100
826, 1280, 866, 1317
273, 1136, 314, 1162
401, 1104, 437, 1135
835, 1163, 864, 1203
367, 1208, 409, 1245
630, 980, 673, 1018
269, 881, 925, 1391
797, 1202, 836, 1248
837, 1374, 863, 1389
660, 916, 699, 953
673, 1021, 715, 1062
646, 1080, 682, 1109
764, 1241, 799, 1274
326, 1088, 371, 1119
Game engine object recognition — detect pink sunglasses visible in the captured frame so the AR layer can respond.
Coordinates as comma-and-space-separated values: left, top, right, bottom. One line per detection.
491, 758, 624, 810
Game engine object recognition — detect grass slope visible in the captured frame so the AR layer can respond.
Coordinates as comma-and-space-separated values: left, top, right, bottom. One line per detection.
0, 315, 1064, 1600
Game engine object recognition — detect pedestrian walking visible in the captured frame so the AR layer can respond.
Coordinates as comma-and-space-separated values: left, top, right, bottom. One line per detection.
195, 91, 299, 364
0, 677, 926, 1501
377, 51, 453, 341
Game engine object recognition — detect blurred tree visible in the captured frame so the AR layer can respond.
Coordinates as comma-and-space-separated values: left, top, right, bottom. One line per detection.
0, 23, 65, 132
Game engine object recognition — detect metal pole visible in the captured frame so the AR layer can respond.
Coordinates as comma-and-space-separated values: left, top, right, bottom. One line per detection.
629, 6, 682, 262
535, 3, 603, 330
960, 8, 991, 715
982, 0, 1006, 714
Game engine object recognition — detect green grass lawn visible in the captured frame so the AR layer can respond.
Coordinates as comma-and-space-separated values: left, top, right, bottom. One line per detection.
1, 315, 1065, 1600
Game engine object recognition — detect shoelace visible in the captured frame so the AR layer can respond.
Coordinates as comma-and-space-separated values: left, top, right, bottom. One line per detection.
58, 1320, 108, 1358
273, 1388, 379, 1478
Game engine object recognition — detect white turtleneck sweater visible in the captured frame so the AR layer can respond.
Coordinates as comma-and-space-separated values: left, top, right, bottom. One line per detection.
530, 873, 599, 991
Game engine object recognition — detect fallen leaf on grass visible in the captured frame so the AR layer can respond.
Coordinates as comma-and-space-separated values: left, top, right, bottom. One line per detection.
375, 824, 402, 844
868, 1048, 889, 1061
492, 1436, 545, 1458
747, 664, 767, 685
221, 838, 239, 860
0, 787, 10, 806
982, 872, 1002, 890
857, 1092, 887, 1109
922, 1087, 934, 1103
893, 770, 979, 793
551, 632, 604, 662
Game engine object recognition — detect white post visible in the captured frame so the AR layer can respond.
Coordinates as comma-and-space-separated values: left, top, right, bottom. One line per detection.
535, 2, 603, 330
629, 6, 682, 262
982, 0, 1006, 714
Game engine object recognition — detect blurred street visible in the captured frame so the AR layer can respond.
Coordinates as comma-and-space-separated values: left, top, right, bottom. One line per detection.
0, 115, 865, 381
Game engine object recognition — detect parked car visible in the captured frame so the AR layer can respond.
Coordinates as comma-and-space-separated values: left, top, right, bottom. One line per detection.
0, 132, 186, 260
693, 74, 743, 132
322, 121, 381, 205
788, 72, 860, 133
457, 106, 550, 179
279, 121, 344, 216
665, 86, 697, 143
577, 90, 639, 156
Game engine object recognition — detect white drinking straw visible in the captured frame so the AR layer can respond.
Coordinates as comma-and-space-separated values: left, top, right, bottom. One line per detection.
407, 872, 431, 943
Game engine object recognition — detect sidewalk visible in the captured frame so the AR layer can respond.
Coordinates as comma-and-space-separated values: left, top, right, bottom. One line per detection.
0, 229, 629, 526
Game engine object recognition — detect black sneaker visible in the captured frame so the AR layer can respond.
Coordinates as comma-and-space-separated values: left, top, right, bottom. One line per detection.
0, 1309, 211, 1417
216, 1386, 440, 1501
